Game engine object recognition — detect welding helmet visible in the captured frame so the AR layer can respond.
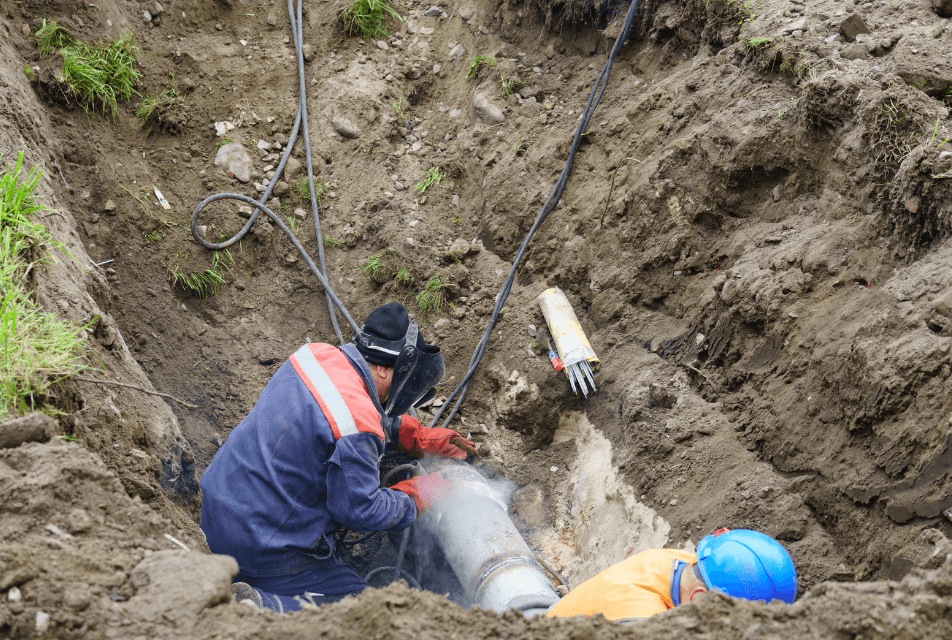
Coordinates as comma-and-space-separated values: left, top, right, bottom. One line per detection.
696, 528, 797, 604
353, 303, 445, 417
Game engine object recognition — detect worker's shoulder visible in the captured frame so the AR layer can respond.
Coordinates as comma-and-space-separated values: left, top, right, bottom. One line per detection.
290, 343, 385, 440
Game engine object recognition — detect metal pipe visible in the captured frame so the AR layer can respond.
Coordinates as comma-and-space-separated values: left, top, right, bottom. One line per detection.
413, 458, 560, 615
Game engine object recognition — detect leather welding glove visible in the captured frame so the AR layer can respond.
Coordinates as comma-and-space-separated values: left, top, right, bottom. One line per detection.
398, 415, 478, 460
390, 473, 454, 514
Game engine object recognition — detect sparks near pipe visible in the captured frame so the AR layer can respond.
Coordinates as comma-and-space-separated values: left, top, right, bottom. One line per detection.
537, 287, 599, 397
413, 458, 560, 616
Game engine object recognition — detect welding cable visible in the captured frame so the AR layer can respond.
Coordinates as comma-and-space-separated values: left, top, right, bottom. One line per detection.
533, 552, 571, 592
364, 564, 422, 590
428, 0, 643, 429
190, 0, 346, 342
340, 462, 420, 548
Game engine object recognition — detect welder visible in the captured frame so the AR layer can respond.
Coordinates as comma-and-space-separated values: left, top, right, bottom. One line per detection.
547, 529, 797, 621
199, 302, 476, 612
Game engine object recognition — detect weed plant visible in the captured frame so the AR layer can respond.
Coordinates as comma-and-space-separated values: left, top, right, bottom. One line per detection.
393, 266, 412, 287
168, 250, 234, 299
414, 167, 446, 193
467, 55, 496, 80
135, 88, 179, 126
358, 252, 387, 281
500, 74, 522, 97
415, 276, 446, 315
340, 0, 402, 41
35, 19, 72, 56
0, 153, 87, 418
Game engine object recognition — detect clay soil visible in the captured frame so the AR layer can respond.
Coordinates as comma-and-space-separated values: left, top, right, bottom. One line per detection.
2, 0, 952, 637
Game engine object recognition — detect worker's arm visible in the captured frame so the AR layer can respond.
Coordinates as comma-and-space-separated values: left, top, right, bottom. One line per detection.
326, 432, 417, 531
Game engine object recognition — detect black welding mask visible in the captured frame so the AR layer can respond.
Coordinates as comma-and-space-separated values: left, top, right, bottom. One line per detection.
353, 321, 445, 417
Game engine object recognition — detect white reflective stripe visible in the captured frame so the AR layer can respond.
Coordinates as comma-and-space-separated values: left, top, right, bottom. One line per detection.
293, 345, 358, 437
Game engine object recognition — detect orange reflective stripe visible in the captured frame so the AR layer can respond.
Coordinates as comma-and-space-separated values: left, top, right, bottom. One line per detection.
289, 344, 385, 441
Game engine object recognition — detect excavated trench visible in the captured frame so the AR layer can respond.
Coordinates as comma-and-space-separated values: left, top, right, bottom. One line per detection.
2, 0, 952, 637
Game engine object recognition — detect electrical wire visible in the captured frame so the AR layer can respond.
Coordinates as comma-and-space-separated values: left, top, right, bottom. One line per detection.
189, 0, 348, 342
428, 0, 643, 429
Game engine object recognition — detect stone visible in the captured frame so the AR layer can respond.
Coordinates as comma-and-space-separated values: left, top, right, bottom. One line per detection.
934, 0, 952, 18
433, 63, 442, 74
214, 142, 254, 183
332, 116, 361, 139
840, 13, 870, 42
302, 43, 314, 62
122, 474, 156, 500
285, 156, 302, 179
0, 412, 54, 449
449, 44, 467, 62
267, 12, 277, 26
144, 10, 152, 22
152, 2, 164, 16
35, 611, 50, 634
293, 207, 308, 219
124, 551, 237, 633
66, 508, 93, 534
103, 199, 117, 212
274, 181, 289, 197
471, 92, 505, 125
377, 40, 389, 51
424, 7, 441, 17
783, 18, 806, 34
420, 27, 435, 35
648, 383, 675, 408
459, 6, 476, 21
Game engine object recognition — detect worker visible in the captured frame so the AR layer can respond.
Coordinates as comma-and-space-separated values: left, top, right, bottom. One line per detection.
199, 302, 477, 612
547, 528, 796, 622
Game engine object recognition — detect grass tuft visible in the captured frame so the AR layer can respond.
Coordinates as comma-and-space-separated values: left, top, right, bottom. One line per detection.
358, 251, 387, 281
414, 167, 447, 193
415, 276, 446, 315
0, 153, 88, 419
168, 250, 234, 299
467, 55, 496, 81
340, 0, 403, 41
36, 22, 142, 118
135, 88, 179, 126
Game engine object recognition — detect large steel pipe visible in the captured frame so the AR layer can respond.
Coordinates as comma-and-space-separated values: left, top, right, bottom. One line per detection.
414, 458, 560, 615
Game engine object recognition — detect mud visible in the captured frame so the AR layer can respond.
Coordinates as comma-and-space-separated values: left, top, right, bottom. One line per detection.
1, 0, 952, 637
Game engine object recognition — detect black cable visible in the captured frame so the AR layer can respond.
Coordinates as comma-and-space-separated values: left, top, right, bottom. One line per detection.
364, 565, 421, 590
428, 0, 643, 429
189, 0, 347, 342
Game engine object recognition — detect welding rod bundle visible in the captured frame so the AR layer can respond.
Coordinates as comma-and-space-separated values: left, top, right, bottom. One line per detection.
537, 287, 599, 397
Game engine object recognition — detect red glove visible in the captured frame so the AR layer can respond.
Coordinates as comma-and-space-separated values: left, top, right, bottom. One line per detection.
398, 415, 478, 460
390, 474, 453, 514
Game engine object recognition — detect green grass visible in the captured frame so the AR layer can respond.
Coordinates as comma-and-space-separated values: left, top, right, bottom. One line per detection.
392, 98, 411, 123
745, 36, 772, 50
323, 233, 342, 248
216, 137, 234, 152
358, 251, 387, 281
39, 26, 142, 118
0, 152, 88, 419
340, 0, 403, 41
467, 55, 496, 80
22, 65, 34, 78
135, 88, 179, 126
143, 228, 166, 243
285, 213, 299, 231
500, 73, 521, 97
415, 276, 446, 315
393, 266, 412, 287
168, 249, 234, 299
297, 177, 328, 206
35, 19, 73, 56
414, 167, 446, 193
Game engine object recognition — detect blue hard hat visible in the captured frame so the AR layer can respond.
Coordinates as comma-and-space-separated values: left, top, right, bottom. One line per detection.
695, 529, 797, 604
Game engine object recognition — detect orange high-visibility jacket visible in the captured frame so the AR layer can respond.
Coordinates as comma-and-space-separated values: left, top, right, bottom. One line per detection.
547, 549, 697, 621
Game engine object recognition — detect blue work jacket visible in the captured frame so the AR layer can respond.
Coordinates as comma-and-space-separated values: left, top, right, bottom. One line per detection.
199, 343, 416, 577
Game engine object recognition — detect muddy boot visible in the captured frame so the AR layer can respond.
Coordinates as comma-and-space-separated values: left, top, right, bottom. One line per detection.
232, 582, 263, 608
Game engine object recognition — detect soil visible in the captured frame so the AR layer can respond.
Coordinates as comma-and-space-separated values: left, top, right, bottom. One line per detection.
1, 0, 952, 637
